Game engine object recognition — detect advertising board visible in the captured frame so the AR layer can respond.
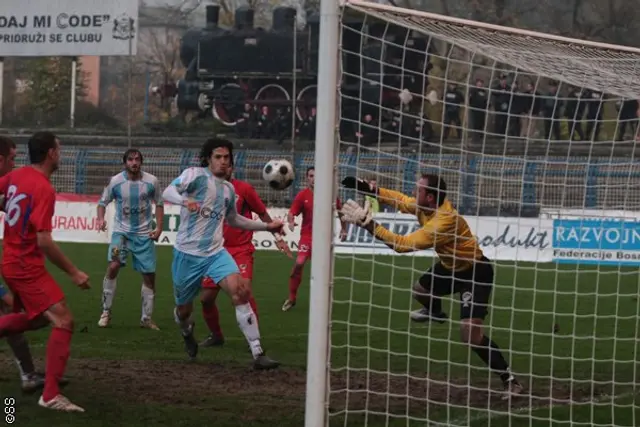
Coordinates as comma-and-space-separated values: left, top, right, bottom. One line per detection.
0, 0, 138, 56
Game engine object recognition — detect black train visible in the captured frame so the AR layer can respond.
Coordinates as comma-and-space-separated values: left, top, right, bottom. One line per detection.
175, 5, 433, 130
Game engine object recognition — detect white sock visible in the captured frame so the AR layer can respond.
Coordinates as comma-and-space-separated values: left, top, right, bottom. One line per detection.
15, 358, 29, 381
235, 303, 263, 359
174, 307, 193, 335
102, 277, 117, 312
141, 285, 155, 321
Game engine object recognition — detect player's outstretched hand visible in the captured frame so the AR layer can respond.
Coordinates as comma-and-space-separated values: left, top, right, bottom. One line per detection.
97, 219, 107, 233
266, 219, 285, 234
148, 228, 162, 241
340, 199, 373, 227
341, 176, 377, 195
288, 220, 297, 232
185, 198, 200, 213
71, 270, 90, 290
274, 233, 294, 259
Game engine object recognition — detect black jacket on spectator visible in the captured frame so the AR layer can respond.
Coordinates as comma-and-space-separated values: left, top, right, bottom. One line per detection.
442, 86, 464, 139
492, 82, 511, 135
564, 88, 585, 140
617, 99, 639, 141
583, 89, 604, 140
541, 89, 563, 140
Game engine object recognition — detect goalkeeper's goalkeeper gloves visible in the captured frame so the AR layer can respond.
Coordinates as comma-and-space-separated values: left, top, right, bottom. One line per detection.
340, 199, 373, 227
341, 176, 377, 195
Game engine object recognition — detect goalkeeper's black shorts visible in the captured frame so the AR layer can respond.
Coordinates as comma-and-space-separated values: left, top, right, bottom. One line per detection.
418, 256, 494, 320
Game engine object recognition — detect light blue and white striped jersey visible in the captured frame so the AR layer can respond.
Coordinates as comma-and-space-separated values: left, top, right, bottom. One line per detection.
99, 171, 163, 235
168, 167, 235, 257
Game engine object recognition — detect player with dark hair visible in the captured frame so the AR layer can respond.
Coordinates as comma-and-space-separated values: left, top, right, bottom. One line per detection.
96, 148, 164, 329
0, 131, 89, 412
0, 136, 59, 393
281, 167, 348, 311
163, 138, 281, 369
200, 157, 292, 347
340, 174, 524, 399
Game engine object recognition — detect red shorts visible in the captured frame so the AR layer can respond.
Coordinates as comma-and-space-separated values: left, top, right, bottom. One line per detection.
2, 270, 64, 320
231, 251, 254, 280
297, 237, 312, 263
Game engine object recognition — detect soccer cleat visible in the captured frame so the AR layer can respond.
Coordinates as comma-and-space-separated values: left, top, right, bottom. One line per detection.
182, 322, 198, 361
200, 334, 225, 347
281, 299, 296, 312
409, 308, 448, 324
97, 311, 111, 328
140, 318, 160, 330
38, 395, 85, 412
22, 372, 70, 394
253, 353, 281, 370
501, 377, 525, 400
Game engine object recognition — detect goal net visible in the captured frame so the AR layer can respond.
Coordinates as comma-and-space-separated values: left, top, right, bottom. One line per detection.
306, 1, 640, 426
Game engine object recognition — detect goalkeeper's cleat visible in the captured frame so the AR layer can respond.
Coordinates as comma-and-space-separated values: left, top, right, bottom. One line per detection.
200, 333, 225, 347
181, 322, 198, 361
409, 308, 448, 324
97, 311, 111, 328
281, 299, 296, 312
38, 394, 84, 412
140, 318, 160, 330
501, 377, 525, 400
22, 372, 69, 394
253, 353, 281, 371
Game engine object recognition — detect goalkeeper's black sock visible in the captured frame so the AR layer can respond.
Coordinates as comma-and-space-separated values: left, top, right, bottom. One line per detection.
417, 295, 442, 314
471, 335, 512, 384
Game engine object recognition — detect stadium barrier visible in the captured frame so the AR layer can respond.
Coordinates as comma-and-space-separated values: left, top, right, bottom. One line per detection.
8, 195, 640, 267
11, 145, 640, 213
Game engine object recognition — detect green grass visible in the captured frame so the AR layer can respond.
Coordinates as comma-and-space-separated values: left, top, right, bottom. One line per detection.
1, 243, 639, 426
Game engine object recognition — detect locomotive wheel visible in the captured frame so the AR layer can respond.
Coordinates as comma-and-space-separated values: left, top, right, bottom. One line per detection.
212, 83, 247, 126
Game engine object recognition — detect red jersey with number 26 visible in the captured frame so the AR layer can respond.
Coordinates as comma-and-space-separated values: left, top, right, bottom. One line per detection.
290, 188, 342, 239
0, 167, 56, 275
223, 179, 267, 249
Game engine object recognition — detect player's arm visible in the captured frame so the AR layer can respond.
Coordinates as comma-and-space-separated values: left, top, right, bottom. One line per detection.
162, 168, 196, 207
336, 198, 348, 240
96, 178, 114, 231
33, 190, 89, 288
287, 192, 304, 230
341, 199, 447, 253
341, 176, 417, 214
227, 186, 282, 233
245, 184, 292, 257
150, 177, 165, 240
365, 221, 436, 253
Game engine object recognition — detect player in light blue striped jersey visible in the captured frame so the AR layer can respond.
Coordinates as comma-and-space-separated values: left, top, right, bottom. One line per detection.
96, 149, 165, 330
162, 138, 282, 369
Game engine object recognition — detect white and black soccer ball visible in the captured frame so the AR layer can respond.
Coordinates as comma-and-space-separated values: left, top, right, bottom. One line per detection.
262, 159, 295, 190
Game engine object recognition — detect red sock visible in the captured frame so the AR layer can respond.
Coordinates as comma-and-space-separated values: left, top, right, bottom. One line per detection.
0, 313, 30, 337
288, 267, 303, 302
248, 295, 259, 322
42, 327, 72, 402
202, 303, 223, 338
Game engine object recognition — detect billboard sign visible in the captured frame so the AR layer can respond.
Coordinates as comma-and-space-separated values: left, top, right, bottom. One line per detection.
0, 0, 138, 56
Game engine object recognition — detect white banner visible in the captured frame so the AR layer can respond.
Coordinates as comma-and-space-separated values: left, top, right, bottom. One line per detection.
0, 201, 110, 243
3, 201, 555, 263
0, 0, 138, 56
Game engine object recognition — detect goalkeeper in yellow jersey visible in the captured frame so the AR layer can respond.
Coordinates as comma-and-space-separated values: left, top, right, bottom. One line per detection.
341, 174, 524, 398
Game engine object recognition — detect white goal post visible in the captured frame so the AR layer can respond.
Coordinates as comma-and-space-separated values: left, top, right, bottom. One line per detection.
306, 1, 640, 426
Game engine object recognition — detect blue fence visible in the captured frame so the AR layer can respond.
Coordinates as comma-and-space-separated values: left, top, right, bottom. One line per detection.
14, 146, 640, 213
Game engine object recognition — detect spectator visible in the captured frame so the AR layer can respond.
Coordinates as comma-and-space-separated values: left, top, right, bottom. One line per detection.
492, 74, 511, 136
541, 81, 563, 141
442, 82, 464, 139
468, 78, 489, 141
564, 86, 586, 141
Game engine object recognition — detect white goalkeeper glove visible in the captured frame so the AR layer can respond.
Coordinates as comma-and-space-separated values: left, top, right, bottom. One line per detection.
340, 199, 373, 227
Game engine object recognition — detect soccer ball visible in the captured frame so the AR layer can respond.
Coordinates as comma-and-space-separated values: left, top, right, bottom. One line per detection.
263, 159, 294, 190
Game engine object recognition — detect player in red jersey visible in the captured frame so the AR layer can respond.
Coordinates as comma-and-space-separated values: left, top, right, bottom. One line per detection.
200, 160, 292, 347
0, 132, 89, 412
0, 136, 59, 393
282, 167, 348, 311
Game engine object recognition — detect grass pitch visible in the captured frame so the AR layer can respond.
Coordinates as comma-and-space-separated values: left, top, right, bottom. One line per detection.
0, 243, 639, 426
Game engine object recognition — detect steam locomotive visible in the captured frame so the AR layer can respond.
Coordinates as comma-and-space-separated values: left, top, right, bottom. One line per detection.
175, 5, 433, 126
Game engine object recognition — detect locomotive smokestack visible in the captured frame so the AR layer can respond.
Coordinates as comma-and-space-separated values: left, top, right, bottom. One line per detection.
205, 5, 219, 28
235, 6, 254, 30
272, 7, 296, 32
